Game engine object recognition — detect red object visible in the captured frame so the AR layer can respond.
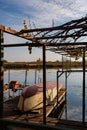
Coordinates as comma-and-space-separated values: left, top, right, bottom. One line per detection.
9, 81, 20, 91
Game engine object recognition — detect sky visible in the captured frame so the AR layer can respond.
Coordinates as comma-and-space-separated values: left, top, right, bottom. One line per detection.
0, 0, 87, 62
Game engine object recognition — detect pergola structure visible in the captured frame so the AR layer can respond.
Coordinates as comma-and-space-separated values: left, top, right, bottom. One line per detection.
0, 16, 87, 129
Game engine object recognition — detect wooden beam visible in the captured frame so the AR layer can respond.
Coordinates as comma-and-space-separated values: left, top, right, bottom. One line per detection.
0, 24, 17, 34
0, 24, 42, 44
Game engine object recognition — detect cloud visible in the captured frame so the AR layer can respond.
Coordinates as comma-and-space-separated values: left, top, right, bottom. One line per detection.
1, 0, 87, 28
1, 0, 87, 61
20, 0, 87, 27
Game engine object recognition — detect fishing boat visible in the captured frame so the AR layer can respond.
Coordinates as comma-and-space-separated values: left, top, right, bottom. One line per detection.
18, 81, 63, 112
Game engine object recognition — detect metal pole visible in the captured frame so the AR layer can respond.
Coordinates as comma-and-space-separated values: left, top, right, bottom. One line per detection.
43, 45, 46, 124
0, 30, 4, 118
82, 48, 85, 123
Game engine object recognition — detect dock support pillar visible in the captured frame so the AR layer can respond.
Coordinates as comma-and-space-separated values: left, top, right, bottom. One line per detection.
65, 71, 67, 120
57, 71, 59, 104
82, 48, 85, 123
25, 69, 27, 86
62, 55, 63, 71
0, 30, 4, 118
43, 45, 46, 124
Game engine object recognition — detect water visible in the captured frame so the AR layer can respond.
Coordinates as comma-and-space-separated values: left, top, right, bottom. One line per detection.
4, 68, 87, 122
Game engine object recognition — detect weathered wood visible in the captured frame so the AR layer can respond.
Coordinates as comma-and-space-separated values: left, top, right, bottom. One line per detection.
0, 24, 37, 41
3, 88, 66, 119
3, 87, 87, 130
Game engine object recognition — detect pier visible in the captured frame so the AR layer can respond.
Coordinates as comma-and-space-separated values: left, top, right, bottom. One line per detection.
1, 16, 87, 129
3, 88, 66, 118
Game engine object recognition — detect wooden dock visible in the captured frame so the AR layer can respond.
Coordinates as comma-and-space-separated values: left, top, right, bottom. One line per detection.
3, 88, 66, 120
3, 87, 87, 129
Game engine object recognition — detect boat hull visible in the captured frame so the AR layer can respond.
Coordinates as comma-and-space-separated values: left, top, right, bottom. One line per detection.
18, 81, 63, 111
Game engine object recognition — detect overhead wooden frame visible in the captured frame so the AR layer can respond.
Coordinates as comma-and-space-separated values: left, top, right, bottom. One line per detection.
1, 16, 87, 60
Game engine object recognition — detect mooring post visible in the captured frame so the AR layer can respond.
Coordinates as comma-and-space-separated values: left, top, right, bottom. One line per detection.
82, 48, 85, 123
0, 30, 4, 118
43, 45, 46, 124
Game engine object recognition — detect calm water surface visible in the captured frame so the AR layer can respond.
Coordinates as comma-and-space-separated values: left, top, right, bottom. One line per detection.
4, 69, 87, 122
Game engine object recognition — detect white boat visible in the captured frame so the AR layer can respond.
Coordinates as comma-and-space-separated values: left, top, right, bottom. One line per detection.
18, 81, 63, 112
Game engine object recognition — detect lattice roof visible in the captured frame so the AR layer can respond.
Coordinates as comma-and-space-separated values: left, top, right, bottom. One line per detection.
1, 16, 87, 60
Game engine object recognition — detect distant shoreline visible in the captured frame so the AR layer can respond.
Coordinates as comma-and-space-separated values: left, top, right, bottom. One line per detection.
4, 61, 85, 69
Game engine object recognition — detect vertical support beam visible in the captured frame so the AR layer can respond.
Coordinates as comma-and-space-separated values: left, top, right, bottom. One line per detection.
62, 55, 63, 71
65, 71, 67, 120
82, 48, 85, 123
57, 71, 59, 104
0, 30, 4, 118
8, 69, 10, 98
25, 69, 27, 86
8, 69, 10, 84
43, 45, 46, 124
70, 57, 71, 70
35, 69, 37, 84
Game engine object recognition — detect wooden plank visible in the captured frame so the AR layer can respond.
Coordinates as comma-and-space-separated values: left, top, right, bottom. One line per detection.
46, 88, 66, 117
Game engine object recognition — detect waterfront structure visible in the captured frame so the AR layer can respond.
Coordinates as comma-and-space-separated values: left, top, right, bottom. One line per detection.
0, 16, 87, 129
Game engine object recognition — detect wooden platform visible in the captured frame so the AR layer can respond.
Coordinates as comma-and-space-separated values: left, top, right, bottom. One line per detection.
3, 87, 87, 129
3, 88, 66, 120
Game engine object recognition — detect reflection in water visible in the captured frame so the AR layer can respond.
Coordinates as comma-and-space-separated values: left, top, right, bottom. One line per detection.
4, 69, 87, 122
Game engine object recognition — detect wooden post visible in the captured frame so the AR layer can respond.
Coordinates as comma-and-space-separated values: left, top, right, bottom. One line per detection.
82, 48, 85, 123
62, 55, 63, 71
57, 71, 59, 104
25, 69, 27, 86
35, 69, 37, 84
0, 30, 4, 118
43, 45, 46, 124
8, 69, 10, 98
65, 71, 67, 120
